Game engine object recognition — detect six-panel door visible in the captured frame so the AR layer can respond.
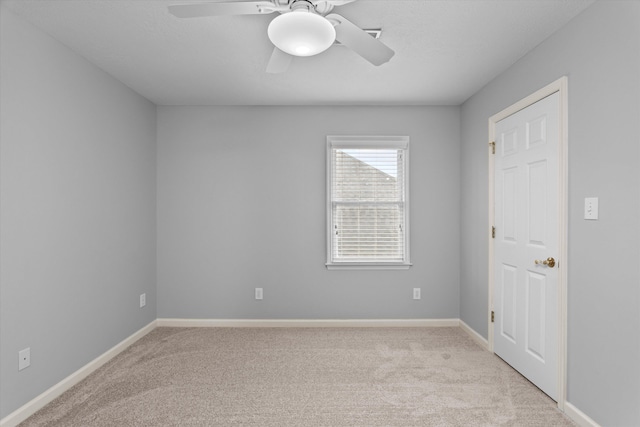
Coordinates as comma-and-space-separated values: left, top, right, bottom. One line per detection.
494, 92, 559, 400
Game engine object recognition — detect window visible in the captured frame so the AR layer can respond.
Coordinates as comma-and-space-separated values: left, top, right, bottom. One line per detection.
326, 136, 410, 269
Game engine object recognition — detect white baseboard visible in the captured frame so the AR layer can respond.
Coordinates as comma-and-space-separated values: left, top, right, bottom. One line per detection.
0, 320, 157, 427
157, 318, 460, 328
459, 319, 489, 350
564, 401, 600, 427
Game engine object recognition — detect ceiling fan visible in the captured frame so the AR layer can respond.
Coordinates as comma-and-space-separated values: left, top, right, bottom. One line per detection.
168, 0, 395, 73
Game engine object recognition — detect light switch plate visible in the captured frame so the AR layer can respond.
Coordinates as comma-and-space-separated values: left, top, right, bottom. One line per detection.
584, 197, 598, 220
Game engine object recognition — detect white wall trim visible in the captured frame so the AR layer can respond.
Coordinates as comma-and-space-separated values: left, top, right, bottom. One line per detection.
157, 318, 460, 328
459, 319, 489, 350
0, 320, 157, 427
564, 401, 601, 427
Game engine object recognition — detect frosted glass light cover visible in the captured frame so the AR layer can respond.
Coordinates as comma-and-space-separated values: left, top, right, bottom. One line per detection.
267, 11, 336, 57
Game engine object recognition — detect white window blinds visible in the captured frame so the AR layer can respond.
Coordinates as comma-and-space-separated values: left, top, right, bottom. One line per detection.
327, 136, 410, 268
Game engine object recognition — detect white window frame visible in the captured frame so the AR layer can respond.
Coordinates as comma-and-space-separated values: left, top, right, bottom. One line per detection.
326, 135, 411, 270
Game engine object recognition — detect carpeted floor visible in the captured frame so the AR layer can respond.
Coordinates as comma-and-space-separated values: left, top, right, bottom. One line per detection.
22, 327, 575, 426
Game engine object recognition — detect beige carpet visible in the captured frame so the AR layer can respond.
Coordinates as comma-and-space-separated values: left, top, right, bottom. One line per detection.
22, 327, 574, 426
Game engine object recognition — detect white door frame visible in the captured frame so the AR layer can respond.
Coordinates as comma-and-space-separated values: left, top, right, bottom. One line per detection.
488, 76, 568, 410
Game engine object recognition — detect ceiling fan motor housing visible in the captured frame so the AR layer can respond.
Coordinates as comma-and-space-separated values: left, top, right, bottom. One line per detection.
281, 0, 337, 16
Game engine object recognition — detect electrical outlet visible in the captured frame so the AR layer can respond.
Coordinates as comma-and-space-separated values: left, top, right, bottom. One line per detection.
139, 293, 146, 308
255, 288, 263, 300
19, 348, 30, 371
413, 288, 421, 300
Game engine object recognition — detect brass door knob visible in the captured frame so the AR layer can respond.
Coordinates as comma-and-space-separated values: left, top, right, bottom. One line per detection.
534, 257, 556, 268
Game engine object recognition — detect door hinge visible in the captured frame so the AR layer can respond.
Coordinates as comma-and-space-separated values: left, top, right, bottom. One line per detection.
491, 311, 495, 323
489, 141, 495, 154
491, 226, 496, 238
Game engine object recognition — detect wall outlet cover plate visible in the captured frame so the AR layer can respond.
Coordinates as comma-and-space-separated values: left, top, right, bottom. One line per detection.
19, 348, 31, 371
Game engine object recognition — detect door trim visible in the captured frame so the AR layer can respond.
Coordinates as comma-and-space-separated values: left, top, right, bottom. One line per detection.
488, 76, 568, 410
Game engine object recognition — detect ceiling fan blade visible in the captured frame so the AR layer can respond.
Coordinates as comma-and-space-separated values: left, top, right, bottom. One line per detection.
168, 2, 275, 18
266, 47, 293, 74
325, 0, 358, 6
326, 13, 394, 66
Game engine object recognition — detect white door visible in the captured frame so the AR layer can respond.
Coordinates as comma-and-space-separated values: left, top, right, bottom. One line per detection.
493, 92, 559, 400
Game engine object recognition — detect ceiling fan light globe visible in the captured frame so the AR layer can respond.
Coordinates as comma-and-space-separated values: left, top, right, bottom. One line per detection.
267, 11, 336, 57
295, 45, 311, 55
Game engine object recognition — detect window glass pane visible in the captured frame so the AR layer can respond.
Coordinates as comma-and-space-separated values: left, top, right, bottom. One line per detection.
334, 204, 404, 261
328, 139, 409, 266
333, 149, 403, 203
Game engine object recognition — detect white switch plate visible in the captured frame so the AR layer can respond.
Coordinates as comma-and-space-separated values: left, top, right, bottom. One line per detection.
413, 288, 421, 300
139, 293, 146, 308
19, 348, 30, 371
255, 288, 263, 300
584, 197, 598, 220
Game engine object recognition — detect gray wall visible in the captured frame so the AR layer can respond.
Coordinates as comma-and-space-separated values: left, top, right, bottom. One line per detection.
0, 7, 157, 418
157, 106, 461, 319
459, 1, 640, 425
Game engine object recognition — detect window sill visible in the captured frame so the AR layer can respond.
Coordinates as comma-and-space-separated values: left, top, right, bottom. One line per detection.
326, 263, 412, 271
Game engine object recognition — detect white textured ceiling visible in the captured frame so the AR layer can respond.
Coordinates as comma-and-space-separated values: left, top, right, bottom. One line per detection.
3, 0, 595, 105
